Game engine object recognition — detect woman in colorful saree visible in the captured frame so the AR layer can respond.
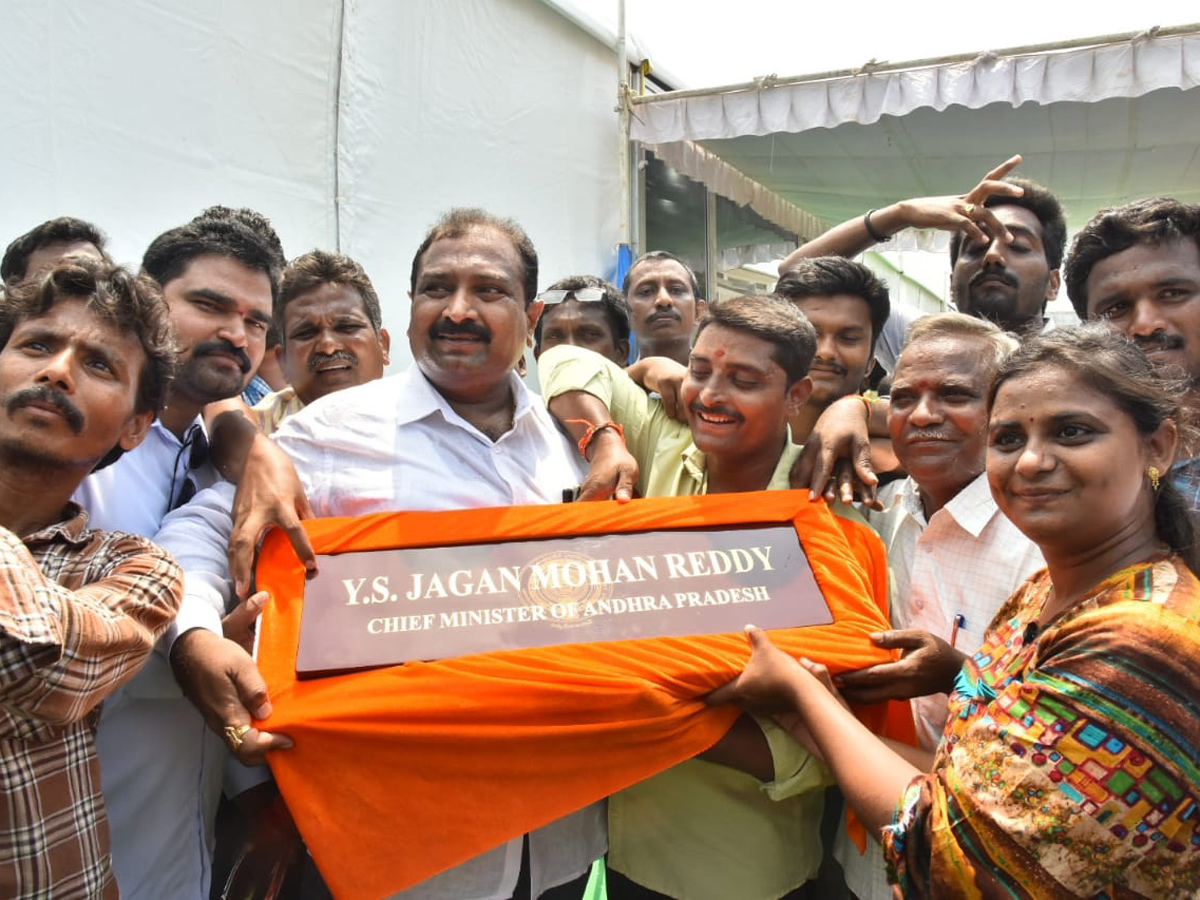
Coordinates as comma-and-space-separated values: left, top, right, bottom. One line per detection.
712, 323, 1200, 898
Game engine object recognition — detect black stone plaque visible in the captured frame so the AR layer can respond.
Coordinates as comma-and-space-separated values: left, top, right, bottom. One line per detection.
296, 523, 832, 676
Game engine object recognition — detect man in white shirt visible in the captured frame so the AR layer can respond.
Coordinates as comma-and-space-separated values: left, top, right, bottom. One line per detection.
830, 313, 1044, 900
71, 212, 280, 900
160, 208, 603, 900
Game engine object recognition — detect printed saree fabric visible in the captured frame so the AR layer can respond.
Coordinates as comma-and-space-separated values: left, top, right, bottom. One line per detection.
884, 554, 1200, 898
254, 491, 911, 900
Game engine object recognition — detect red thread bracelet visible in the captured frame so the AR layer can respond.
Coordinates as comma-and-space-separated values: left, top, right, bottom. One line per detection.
565, 419, 626, 460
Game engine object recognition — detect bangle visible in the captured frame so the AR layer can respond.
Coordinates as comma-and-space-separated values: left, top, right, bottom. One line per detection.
566, 419, 626, 460
863, 208, 891, 243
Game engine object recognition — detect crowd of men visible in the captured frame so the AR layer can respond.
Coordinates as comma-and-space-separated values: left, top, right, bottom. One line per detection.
1, 161, 1198, 900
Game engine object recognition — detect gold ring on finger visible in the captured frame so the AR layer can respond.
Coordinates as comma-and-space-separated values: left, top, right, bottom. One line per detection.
964, 202, 976, 216
223, 723, 251, 751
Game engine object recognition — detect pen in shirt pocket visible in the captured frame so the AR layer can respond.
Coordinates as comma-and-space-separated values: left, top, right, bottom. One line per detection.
949, 613, 966, 648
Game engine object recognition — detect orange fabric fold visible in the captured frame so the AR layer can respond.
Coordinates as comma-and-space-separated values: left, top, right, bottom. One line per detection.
255, 491, 914, 900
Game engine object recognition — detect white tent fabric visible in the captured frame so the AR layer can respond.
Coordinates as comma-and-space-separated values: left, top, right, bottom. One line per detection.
630, 27, 1200, 145
0, 0, 622, 368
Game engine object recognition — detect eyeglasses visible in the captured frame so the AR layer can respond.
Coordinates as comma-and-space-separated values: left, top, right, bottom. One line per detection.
537, 288, 607, 305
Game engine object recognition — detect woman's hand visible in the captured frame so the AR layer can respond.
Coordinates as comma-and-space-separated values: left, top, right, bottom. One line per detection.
774, 657, 850, 759
708, 626, 810, 714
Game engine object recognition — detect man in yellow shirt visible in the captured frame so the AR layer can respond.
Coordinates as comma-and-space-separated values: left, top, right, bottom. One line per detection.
539, 295, 864, 900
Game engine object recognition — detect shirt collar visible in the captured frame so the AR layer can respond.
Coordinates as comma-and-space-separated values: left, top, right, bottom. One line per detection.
893, 470, 997, 537
393, 365, 535, 435
938, 471, 999, 537
22, 503, 92, 546
680, 428, 798, 492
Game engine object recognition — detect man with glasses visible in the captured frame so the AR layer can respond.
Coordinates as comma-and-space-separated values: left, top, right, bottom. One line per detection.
533, 275, 631, 366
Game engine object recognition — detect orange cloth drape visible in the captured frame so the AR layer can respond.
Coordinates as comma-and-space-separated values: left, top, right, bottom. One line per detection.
256, 490, 914, 900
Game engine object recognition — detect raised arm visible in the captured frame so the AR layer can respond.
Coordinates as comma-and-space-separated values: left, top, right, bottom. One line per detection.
778, 156, 1026, 273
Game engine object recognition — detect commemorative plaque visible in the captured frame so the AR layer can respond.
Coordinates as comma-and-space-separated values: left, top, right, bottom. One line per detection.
296, 522, 832, 676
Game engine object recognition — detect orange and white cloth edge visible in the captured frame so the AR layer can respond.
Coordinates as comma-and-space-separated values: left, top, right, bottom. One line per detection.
255, 491, 913, 900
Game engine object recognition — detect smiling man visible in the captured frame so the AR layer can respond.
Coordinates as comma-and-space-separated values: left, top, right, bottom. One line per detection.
828, 312, 1043, 900
774, 258, 889, 444
539, 297, 886, 899
0, 258, 183, 898
251, 249, 390, 433
623, 251, 707, 366
155, 208, 604, 899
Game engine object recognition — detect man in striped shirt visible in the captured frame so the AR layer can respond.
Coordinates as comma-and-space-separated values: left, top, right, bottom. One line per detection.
0, 258, 183, 897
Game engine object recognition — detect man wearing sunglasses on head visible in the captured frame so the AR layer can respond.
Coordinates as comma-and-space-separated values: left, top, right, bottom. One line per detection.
533, 275, 631, 367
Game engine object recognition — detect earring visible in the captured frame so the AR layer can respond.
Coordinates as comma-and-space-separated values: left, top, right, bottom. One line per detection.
1148, 466, 1162, 491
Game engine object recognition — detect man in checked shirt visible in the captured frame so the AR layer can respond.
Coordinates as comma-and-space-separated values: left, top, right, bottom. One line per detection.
0, 258, 183, 898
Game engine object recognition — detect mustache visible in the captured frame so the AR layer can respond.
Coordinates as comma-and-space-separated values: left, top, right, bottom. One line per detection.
969, 267, 1018, 290
689, 401, 742, 422
430, 319, 491, 342
308, 350, 357, 372
648, 308, 682, 323
810, 359, 848, 377
1134, 330, 1186, 353
193, 339, 252, 375
6, 386, 85, 434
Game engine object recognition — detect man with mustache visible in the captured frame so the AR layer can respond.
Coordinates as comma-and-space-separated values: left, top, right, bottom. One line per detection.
777, 156, 1066, 339
624, 251, 707, 366
1063, 198, 1200, 512
69, 212, 280, 900
539, 296, 882, 900
155, 208, 605, 899
251, 249, 390, 434
778, 158, 1067, 501
0, 258, 183, 897
774, 258, 890, 445
827, 313, 1044, 900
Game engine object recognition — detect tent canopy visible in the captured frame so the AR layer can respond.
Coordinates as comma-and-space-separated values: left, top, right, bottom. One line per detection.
628, 24, 1200, 239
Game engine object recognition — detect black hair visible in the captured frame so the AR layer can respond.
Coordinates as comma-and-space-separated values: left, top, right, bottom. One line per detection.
1, 257, 178, 416
622, 251, 701, 300
696, 294, 817, 385
534, 274, 631, 350
277, 249, 383, 336
775, 256, 890, 351
410, 208, 538, 306
2, 216, 109, 284
949, 178, 1067, 271
1064, 198, 1200, 319
142, 216, 281, 303
988, 322, 1198, 574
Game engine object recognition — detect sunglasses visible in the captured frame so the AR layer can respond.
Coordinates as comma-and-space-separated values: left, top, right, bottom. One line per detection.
537, 288, 607, 305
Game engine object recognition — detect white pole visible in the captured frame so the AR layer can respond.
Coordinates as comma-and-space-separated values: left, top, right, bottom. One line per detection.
617, 0, 630, 248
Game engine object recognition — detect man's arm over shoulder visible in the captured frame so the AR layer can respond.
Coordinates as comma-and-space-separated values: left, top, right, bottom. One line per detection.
539, 345, 667, 461
0, 526, 182, 730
